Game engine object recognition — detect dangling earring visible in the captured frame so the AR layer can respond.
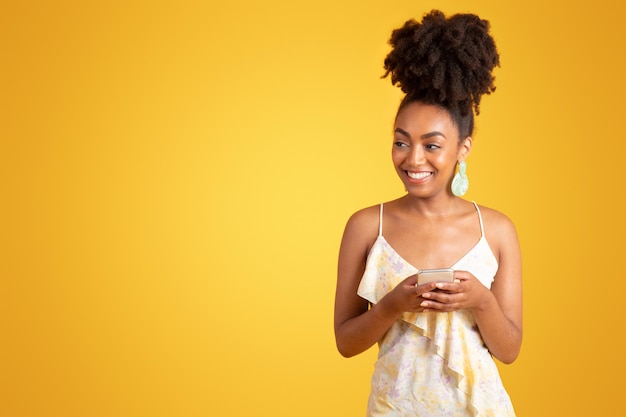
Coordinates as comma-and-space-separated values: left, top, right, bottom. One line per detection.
451, 160, 469, 197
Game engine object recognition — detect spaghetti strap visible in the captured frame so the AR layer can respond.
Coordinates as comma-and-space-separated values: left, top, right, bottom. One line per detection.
378, 203, 384, 237
472, 201, 486, 237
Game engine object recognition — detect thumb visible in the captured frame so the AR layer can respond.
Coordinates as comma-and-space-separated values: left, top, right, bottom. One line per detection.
404, 274, 419, 286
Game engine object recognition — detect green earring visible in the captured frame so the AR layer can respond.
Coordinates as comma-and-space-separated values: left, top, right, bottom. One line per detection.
451, 161, 469, 197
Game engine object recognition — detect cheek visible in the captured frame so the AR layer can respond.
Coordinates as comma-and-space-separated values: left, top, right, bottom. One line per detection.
433, 152, 457, 167
391, 152, 407, 172
432, 155, 450, 166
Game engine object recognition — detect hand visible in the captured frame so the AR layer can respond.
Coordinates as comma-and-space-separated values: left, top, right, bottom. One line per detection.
376, 274, 439, 319
418, 270, 491, 313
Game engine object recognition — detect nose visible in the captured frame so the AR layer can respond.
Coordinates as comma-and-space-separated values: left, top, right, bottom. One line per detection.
407, 145, 426, 166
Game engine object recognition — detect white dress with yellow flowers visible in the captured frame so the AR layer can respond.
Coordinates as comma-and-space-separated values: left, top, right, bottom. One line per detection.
357, 202, 515, 417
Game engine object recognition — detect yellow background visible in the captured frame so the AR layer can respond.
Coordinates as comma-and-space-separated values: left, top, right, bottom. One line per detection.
1, 1, 624, 416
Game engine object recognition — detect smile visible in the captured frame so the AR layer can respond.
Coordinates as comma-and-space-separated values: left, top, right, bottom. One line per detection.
407, 171, 433, 180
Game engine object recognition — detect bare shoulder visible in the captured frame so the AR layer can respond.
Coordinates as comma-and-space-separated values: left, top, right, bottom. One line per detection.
475, 203, 519, 244
342, 204, 381, 248
475, 204, 521, 267
337, 204, 382, 289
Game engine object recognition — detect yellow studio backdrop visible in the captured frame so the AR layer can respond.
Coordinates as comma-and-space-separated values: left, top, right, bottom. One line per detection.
1, 1, 624, 416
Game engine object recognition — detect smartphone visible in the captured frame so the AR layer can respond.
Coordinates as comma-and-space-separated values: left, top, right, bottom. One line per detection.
417, 268, 455, 285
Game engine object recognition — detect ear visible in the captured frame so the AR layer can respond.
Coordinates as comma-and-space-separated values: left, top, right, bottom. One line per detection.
458, 136, 472, 161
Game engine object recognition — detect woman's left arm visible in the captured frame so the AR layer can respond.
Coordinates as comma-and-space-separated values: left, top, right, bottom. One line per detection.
467, 212, 522, 363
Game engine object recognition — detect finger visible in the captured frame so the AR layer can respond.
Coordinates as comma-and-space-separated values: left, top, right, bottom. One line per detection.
415, 282, 438, 295
420, 299, 446, 311
423, 290, 461, 307
421, 298, 460, 312
434, 282, 461, 293
453, 270, 472, 281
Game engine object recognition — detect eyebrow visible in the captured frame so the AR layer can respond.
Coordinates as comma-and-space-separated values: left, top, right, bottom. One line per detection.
394, 128, 447, 140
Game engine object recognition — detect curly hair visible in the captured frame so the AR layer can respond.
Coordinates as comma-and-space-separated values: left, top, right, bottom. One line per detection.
382, 10, 500, 137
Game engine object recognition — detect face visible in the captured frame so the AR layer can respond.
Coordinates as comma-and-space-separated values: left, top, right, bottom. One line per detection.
392, 101, 472, 198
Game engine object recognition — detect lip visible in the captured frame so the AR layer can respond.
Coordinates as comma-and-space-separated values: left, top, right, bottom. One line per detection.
405, 170, 433, 183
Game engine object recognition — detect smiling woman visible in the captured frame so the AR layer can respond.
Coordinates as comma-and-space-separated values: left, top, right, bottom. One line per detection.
3, 0, 625, 416
391, 103, 472, 199
334, 10, 522, 416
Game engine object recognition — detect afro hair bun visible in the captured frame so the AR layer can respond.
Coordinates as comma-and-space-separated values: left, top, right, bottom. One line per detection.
382, 10, 500, 116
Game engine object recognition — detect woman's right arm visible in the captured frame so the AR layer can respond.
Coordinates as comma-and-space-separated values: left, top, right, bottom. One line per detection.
333, 209, 430, 357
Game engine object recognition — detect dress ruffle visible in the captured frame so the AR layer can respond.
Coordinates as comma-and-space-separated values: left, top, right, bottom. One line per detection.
357, 235, 513, 417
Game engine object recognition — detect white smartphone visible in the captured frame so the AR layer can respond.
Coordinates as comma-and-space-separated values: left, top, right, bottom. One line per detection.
417, 268, 455, 285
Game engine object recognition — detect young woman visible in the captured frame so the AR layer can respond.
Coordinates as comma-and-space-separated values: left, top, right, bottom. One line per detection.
334, 10, 522, 416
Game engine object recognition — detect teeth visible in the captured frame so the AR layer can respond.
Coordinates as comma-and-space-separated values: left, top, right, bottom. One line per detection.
407, 171, 432, 180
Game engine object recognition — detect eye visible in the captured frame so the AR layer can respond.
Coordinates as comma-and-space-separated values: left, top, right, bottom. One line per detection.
393, 141, 409, 148
425, 143, 441, 150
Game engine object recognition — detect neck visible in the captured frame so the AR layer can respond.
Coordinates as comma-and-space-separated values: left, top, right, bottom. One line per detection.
400, 194, 466, 218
